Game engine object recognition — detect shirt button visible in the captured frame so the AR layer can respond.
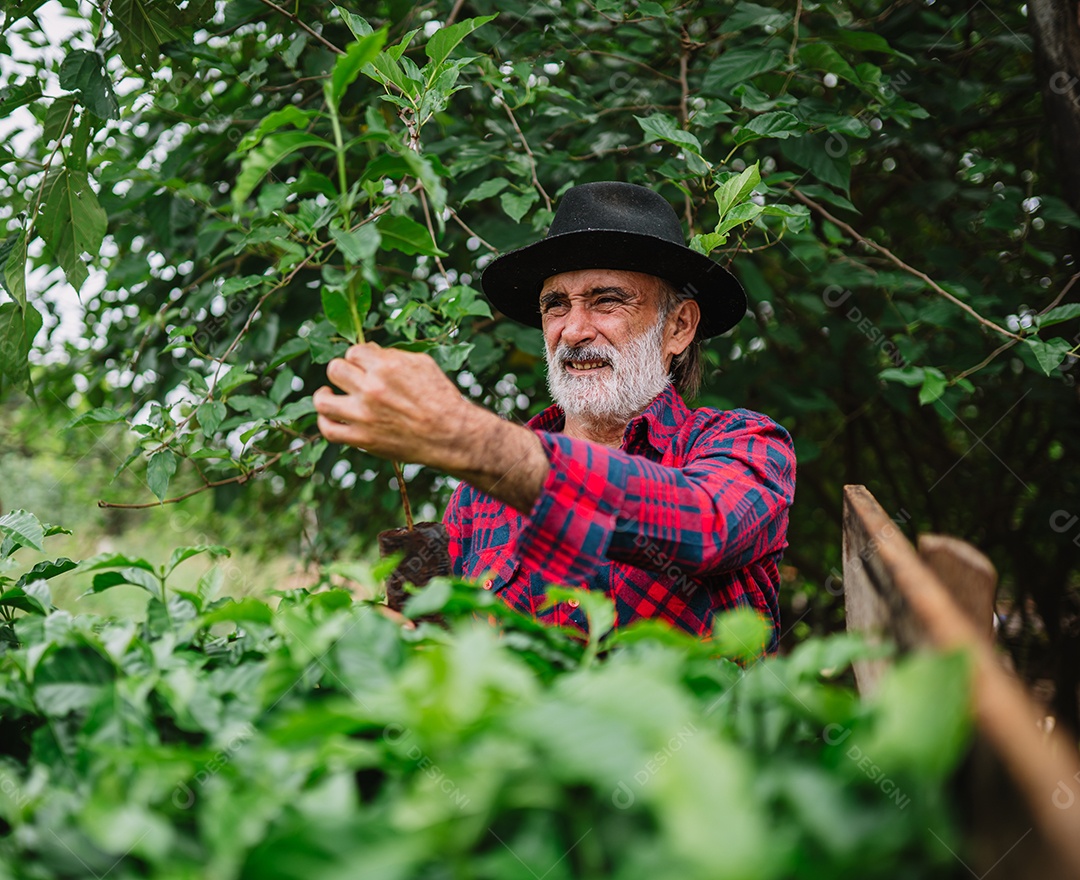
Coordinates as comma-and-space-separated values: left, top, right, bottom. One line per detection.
483, 579, 494, 590
568, 599, 579, 608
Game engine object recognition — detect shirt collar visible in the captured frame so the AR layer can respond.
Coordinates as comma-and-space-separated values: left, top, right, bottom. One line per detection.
526, 382, 690, 454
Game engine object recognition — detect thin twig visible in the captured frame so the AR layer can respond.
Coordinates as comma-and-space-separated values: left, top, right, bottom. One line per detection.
785, 185, 1024, 342
1037, 271, 1080, 317
953, 272, 1080, 381
787, 0, 802, 65
498, 95, 552, 212
447, 206, 497, 252
392, 461, 414, 530
256, 0, 344, 55
418, 186, 448, 276
98, 448, 293, 509
445, 0, 467, 27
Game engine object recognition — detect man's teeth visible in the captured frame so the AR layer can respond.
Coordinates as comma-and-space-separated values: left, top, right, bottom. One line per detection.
567, 360, 609, 370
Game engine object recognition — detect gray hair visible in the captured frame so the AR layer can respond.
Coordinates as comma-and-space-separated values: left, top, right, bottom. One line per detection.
657, 280, 704, 400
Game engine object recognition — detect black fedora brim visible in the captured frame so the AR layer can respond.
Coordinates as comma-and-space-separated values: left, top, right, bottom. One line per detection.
481, 229, 747, 339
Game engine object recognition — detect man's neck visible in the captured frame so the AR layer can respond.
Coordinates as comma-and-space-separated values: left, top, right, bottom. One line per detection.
562, 413, 629, 448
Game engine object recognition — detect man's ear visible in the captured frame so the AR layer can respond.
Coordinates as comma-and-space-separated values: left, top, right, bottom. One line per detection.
666, 298, 701, 357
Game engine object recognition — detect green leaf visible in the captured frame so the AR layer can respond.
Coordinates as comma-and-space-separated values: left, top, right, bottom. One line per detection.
221, 275, 267, 296
0, 229, 27, 309
735, 111, 803, 144
364, 51, 419, 98
635, 113, 703, 155
1026, 337, 1072, 375
217, 368, 257, 394
849, 650, 972, 779
58, 48, 118, 120
780, 134, 851, 194
111, 0, 183, 70
703, 47, 784, 93
0, 301, 42, 394
277, 398, 316, 421
199, 596, 274, 626
331, 29, 388, 103
235, 106, 314, 153
38, 166, 107, 290
0, 583, 51, 615
798, 43, 861, 84
714, 163, 761, 219
545, 586, 615, 659
918, 367, 947, 405
403, 578, 453, 618
714, 202, 764, 240
75, 551, 158, 574
0, 79, 44, 114
335, 6, 374, 38
15, 557, 77, 588
88, 567, 162, 599
375, 214, 447, 256
424, 14, 498, 70
690, 232, 726, 255
723, 2, 790, 31
500, 189, 538, 223
462, 178, 509, 204
166, 544, 230, 577
830, 29, 911, 60
330, 225, 381, 263
230, 394, 279, 419
879, 365, 924, 387
0, 509, 45, 553
147, 450, 178, 502
712, 606, 772, 661
233, 132, 336, 207
322, 281, 371, 343
65, 406, 127, 428
1037, 303, 1080, 328
198, 399, 226, 436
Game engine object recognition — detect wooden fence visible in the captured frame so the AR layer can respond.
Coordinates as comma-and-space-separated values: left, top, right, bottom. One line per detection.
842, 484, 1080, 879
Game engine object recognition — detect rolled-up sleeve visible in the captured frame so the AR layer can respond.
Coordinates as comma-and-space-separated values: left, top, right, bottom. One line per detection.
517, 411, 795, 586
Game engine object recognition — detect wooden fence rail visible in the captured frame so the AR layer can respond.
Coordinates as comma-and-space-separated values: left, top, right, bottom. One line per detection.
842, 484, 1080, 879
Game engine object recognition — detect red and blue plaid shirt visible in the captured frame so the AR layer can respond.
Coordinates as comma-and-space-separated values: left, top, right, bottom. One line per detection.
442, 382, 796, 652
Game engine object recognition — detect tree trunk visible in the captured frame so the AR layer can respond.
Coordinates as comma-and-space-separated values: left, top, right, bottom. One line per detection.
1029, 0, 1080, 251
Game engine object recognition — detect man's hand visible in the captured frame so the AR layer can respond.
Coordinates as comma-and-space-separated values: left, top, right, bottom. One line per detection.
312, 343, 549, 513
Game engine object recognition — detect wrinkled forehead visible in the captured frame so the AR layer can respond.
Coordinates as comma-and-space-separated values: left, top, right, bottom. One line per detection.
539, 268, 667, 299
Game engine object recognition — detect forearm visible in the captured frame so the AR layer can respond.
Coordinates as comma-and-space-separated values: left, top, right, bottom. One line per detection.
442, 404, 550, 515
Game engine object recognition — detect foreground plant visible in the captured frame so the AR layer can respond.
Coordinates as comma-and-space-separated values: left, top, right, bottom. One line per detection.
0, 512, 973, 879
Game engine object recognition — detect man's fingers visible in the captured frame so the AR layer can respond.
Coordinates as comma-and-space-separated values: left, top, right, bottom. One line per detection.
317, 414, 360, 446
326, 356, 365, 393
312, 386, 354, 423
344, 341, 380, 366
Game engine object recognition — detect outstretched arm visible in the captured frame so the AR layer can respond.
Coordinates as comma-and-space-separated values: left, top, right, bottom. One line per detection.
312, 342, 549, 514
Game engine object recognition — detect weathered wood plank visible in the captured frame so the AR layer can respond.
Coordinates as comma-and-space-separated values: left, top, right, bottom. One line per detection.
917, 533, 997, 640
842, 484, 1080, 878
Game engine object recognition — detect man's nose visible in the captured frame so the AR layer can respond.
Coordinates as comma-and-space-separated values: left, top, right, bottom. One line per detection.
560, 302, 596, 347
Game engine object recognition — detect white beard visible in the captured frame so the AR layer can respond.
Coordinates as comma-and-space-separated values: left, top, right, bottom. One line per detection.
545, 319, 671, 431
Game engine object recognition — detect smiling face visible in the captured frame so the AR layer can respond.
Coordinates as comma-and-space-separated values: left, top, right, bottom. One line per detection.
539, 268, 699, 430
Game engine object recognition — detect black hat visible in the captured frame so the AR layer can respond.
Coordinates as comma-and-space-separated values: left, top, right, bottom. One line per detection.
480, 181, 747, 338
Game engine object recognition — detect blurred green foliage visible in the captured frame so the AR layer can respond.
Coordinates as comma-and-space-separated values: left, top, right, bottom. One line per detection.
1, 0, 1077, 726
0, 512, 972, 879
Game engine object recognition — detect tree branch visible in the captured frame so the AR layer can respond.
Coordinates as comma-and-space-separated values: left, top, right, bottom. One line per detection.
785, 185, 1024, 342
256, 0, 344, 55
498, 95, 553, 213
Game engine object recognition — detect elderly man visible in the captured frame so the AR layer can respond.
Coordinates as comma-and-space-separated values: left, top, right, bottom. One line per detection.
314, 181, 796, 650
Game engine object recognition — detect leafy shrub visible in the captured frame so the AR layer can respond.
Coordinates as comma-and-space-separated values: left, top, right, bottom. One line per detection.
0, 511, 973, 879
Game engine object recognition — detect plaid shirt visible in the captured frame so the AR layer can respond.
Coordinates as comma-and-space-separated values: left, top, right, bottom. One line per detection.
443, 383, 796, 652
